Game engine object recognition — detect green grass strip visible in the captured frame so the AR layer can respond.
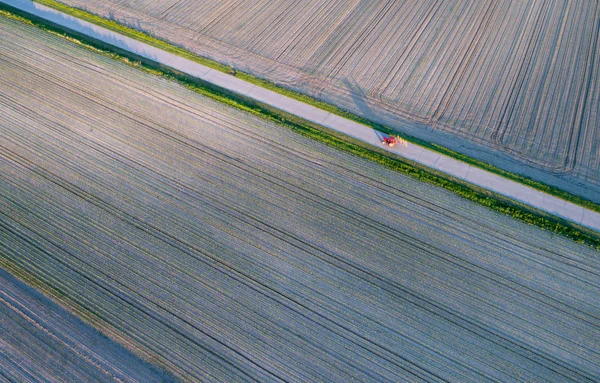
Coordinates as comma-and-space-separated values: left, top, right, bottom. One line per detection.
31, 0, 600, 214
1, 6, 599, 249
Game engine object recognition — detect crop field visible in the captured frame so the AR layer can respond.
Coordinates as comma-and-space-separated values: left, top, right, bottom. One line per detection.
1, 15, 600, 382
49, 0, 600, 202
1, 269, 174, 382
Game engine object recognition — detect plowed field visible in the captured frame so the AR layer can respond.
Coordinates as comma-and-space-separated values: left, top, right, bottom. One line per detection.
0, 269, 174, 382
1, 16, 599, 382
53, 0, 600, 202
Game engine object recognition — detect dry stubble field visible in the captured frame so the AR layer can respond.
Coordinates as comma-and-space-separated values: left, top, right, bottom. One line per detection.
1, 16, 600, 382
53, 0, 600, 202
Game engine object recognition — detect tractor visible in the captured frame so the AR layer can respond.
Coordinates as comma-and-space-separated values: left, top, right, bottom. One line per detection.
382, 136, 398, 147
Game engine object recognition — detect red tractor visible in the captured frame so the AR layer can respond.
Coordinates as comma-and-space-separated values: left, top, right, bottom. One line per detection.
382, 136, 398, 147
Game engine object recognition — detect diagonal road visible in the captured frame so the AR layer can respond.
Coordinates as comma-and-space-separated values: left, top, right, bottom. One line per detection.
1, 0, 599, 232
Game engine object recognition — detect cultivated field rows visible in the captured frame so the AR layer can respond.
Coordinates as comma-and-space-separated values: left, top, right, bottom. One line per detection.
1, 17, 600, 382
0, 269, 174, 382
55, 0, 600, 201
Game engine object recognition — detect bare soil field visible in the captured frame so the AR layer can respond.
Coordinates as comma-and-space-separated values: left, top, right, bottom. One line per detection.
0, 269, 174, 382
1, 16, 600, 382
51, 0, 600, 203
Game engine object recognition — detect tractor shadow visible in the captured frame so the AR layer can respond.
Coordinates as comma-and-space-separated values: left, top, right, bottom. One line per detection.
342, 77, 386, 142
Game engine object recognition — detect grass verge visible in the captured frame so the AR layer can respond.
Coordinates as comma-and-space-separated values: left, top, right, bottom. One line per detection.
1, 5, 599, 249
31, 0, 600, 214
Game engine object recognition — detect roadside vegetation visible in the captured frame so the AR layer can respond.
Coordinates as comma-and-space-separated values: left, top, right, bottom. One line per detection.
1, 5, 598, 249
